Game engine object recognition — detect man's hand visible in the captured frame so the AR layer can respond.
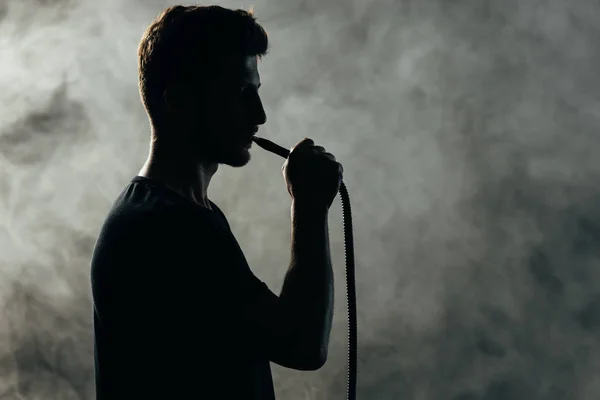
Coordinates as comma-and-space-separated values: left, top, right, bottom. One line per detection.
282, 138, 344, 210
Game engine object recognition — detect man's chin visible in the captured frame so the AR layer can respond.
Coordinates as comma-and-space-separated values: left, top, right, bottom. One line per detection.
217, 147, 251, 168
193, 138, 252, 167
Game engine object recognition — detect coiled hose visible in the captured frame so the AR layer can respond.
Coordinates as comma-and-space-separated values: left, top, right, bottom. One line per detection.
251, 136, 357, 400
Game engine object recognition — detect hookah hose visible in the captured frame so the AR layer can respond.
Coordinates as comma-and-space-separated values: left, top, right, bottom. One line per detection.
251, 136, 357, 400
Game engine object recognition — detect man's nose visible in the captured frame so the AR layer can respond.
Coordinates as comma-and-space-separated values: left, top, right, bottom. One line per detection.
252, 94, 267, 126
243, 88, 266, 126
255, 105, 267, 126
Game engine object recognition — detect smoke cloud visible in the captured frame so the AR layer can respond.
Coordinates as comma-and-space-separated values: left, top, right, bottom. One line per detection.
1, 0, 600, 398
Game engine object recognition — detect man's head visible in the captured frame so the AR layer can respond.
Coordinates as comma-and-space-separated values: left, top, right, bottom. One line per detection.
137, 5, 268, 167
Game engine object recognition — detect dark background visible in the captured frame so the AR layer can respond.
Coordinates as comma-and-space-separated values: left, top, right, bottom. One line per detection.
1, 0, 599, 398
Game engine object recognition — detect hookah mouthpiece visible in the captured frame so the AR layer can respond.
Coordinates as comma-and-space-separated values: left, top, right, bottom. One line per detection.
251, 136, 290, 159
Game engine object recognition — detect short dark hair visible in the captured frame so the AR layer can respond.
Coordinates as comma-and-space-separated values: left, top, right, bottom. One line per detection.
137, 5, 269, 127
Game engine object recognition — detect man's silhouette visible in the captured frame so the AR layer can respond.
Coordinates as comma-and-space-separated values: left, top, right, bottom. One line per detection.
90, 5, 343, 399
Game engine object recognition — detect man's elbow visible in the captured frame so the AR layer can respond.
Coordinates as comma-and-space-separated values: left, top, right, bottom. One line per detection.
270, 343, 328, 371
302, 352, 327, 371
269, 313, 332, 370
298, 331, 331, 370
290, 349, 327, 371
300, 342, 330, 371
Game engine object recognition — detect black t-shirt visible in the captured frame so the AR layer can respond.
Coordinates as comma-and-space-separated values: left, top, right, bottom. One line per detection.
91, 176, 276, 399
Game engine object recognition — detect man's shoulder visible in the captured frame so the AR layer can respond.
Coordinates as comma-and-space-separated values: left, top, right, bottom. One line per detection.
98, 191, 190, 241
96, 177, 229, 249
107, 200, 196, 235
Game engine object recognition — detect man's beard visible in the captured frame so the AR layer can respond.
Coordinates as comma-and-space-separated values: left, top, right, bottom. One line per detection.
190, 128, 252, 168
216, 142, 252, 167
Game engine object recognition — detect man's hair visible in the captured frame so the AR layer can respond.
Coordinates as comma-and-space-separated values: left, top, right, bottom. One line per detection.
137, 5, 269, 127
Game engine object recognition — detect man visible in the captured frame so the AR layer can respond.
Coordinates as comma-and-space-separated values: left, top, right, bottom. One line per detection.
90, 5, 343, 399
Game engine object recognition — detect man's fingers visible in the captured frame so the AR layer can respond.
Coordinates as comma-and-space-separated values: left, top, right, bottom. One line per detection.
290, 137, 314, 153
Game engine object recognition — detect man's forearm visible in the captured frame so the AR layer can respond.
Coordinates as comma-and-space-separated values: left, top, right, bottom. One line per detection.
278, 199, 334, 361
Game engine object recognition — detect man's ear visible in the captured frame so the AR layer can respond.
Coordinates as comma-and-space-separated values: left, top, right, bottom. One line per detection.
163, 86, 176, 112
163, 85, 188, 112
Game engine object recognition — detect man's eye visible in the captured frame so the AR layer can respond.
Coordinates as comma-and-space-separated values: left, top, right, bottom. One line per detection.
239, 85, 258, 93
232, 85, 246, 95
236, 85, 259, 98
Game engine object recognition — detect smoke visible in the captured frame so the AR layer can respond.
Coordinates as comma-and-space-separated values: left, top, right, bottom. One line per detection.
1, 0, 600, 398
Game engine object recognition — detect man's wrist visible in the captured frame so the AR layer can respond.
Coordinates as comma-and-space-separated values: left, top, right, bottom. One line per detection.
291, 199, 329, 216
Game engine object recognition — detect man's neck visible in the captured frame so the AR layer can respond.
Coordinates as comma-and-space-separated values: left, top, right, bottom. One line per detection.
138, 141, 218, 210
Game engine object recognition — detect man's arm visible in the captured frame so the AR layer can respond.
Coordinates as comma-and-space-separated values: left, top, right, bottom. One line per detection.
248, 137, 340, 370
237, 200, 334, 371
277, 200, 334, 368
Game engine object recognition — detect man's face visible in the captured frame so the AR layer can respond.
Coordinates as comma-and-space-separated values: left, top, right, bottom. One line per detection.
174, 54, 267, 167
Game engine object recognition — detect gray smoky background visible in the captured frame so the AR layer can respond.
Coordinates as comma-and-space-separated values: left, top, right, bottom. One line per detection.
1, 0, 599, 398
